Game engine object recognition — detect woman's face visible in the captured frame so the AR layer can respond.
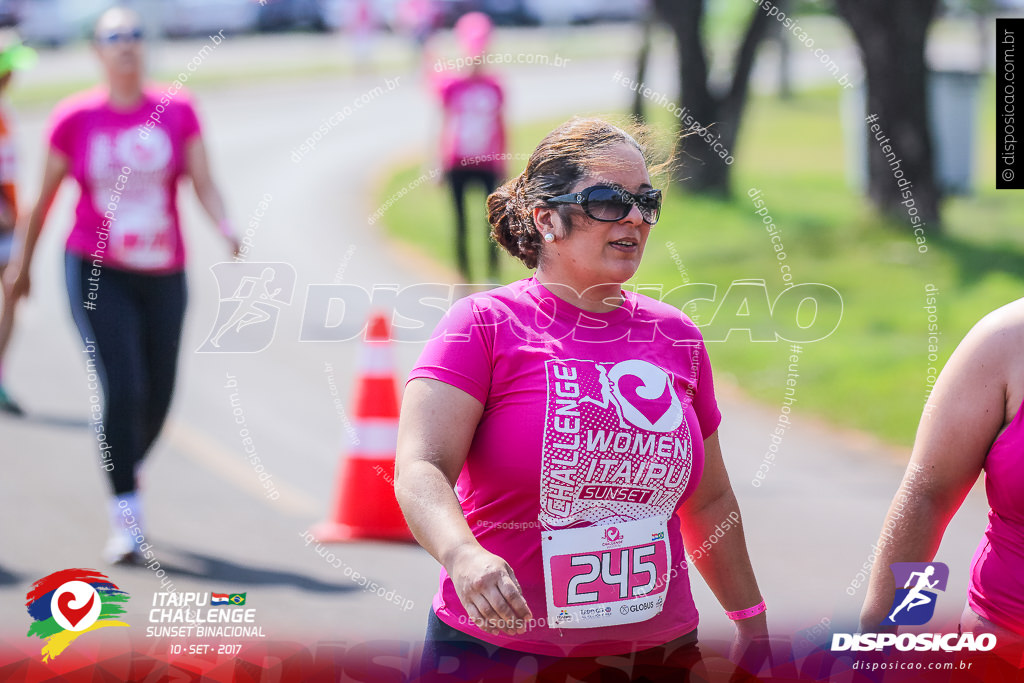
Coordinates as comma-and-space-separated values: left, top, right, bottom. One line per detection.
536, 143, 655, 288
93, 11, 144, 80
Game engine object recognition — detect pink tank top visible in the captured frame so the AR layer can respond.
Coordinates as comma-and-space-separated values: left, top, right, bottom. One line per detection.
968, 392, 1024, 635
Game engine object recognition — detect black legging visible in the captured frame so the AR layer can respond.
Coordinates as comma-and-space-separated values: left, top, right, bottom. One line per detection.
65, 251, 187, 495
417, 609, 703, 682
447, 168, 499, 282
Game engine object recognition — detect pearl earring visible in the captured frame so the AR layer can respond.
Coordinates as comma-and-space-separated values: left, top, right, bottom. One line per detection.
544, 233, 555, 243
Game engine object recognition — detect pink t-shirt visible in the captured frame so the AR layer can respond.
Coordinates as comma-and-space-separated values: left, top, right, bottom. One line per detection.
408, 277, 721, 657
48, 86, 202, 273
968, 392, 1024, 635
437, 74, 505, 173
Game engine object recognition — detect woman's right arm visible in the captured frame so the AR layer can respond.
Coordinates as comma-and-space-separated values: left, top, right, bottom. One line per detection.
3, 149, 69, 300
395, 377, 532, 636
858, 310, 1015, 630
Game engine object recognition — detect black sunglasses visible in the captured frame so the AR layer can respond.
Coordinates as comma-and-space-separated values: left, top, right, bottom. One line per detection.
96, 28, 144, 45
546, 185, 662, 226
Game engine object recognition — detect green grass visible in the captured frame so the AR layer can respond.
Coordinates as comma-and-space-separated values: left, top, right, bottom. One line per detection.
374, 81, 1024, 446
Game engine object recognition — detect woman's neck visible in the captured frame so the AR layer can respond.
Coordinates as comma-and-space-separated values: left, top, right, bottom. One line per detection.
534, 268, 624, 313
107, 76, 143, 110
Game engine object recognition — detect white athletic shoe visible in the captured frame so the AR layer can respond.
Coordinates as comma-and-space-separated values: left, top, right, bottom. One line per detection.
103, 530, 138, 565
104, 492, 144, 565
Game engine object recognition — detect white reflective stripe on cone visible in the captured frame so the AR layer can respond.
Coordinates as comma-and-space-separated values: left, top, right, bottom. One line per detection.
352, 421, 399, 454
360, 345, 394, 375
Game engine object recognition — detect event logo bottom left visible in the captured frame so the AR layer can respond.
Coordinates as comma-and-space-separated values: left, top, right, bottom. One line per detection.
25, 569, 130, 662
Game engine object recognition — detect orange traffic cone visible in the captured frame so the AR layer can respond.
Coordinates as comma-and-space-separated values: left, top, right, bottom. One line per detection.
312, 312, 414, 542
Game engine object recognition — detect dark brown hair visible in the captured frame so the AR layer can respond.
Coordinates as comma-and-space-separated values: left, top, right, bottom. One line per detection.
487, 117, 666, 269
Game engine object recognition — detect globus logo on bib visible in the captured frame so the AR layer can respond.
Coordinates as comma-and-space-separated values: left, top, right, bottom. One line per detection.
620, 601, 656, 616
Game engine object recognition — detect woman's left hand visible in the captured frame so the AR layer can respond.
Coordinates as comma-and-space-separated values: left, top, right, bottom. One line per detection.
730, 628, 772, 676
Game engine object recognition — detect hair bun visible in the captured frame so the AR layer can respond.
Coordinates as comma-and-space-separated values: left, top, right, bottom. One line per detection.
488, 174, 541, 269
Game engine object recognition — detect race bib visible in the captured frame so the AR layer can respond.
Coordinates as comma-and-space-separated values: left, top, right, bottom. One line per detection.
541, 516, 670, 629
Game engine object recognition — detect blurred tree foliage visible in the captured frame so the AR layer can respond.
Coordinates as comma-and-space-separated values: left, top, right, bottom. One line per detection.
648, 0, 782, 196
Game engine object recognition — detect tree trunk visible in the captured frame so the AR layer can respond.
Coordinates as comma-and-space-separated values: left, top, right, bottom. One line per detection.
776, 19, 793, 100
632, 9, 655, 121
836, 0, 942, 227
651, 0, 778, 195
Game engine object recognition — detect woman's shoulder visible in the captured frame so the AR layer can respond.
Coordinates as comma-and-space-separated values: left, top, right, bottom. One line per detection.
439, 279, 553, 334
144, 84, 198, 110
452, 279, 531, 316
51, 87, 108, 122
628, 289, 704, 342
981, 297, 1024, 327
969, 297, 1024, 369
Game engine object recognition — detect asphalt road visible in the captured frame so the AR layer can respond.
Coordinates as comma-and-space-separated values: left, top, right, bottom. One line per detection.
0, 28, 990, 672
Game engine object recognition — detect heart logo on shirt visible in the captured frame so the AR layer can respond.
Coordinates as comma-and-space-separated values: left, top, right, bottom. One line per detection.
617, 375, 673, 426
114, 127, 172, 173
607, 360, 684, 433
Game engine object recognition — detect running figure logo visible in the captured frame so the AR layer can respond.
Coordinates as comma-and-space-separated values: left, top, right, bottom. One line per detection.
197, 263, 296, 353
885, 562, 949, 626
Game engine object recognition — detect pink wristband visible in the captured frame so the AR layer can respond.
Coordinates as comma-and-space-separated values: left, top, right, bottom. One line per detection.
726, 600, 766, 621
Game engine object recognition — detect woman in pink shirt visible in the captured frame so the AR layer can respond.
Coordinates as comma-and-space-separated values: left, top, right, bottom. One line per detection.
396, 118, 767, 680
429, 12, 506, 282
4, 8, 238, 564
860, 298, 1024, 640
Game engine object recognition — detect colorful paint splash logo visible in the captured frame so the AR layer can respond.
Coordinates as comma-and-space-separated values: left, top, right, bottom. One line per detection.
25, 569, 130, 661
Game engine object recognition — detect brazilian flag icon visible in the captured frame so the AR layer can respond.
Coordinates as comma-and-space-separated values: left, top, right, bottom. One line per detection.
228, 593, 246, 606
